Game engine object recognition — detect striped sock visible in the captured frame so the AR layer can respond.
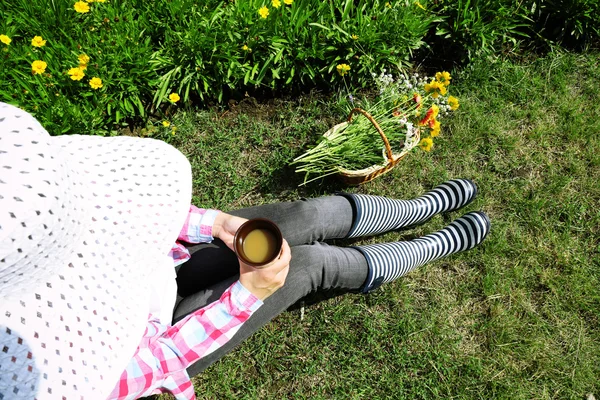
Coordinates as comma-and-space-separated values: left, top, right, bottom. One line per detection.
341, 179, 478, 238
355, 211, 491, 292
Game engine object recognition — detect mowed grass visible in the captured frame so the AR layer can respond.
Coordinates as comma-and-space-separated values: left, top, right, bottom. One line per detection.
157, 52, 600, 399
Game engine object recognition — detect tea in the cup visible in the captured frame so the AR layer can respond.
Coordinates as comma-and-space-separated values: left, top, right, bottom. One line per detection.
234, 218, 283, 267
242, 228, 278, 264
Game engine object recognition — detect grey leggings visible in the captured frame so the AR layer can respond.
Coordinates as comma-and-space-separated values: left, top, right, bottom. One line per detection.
172, 196, 369, 377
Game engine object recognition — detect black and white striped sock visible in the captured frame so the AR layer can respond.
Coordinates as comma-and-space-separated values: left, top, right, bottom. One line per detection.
355, 211, 491, 293
341, 179, 478, 238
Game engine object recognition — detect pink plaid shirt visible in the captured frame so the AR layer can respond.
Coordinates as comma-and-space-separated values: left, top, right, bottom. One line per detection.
168, 206, 222, 266
108, 206, 262, 400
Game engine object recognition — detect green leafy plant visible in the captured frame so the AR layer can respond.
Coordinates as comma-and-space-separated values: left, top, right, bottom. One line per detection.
531, 0, 600, 46
431, 0, 532, 62
150, 0, 436, 104
2, 0, 597, 136
0, 0, 162, 135
0, 0, 434, 135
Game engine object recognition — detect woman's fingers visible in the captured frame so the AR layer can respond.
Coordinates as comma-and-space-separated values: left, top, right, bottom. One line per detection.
213, 212, 249, 250
238, 239, 291, 300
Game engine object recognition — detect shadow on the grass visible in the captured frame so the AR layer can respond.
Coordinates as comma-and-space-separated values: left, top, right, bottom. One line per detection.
255, 163, 359, 199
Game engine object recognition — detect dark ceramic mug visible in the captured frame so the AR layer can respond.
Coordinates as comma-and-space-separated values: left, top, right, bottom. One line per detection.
233, 218, 283, 268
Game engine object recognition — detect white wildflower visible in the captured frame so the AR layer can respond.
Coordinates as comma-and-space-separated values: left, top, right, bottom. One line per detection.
404, 122, 416, 147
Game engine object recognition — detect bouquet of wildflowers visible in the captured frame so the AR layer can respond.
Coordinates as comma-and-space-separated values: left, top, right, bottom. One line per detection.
292, 70, 459, 184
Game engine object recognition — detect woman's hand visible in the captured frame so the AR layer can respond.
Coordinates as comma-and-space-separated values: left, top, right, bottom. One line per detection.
213, 212, 291, 300
238, 239, 291, 301
212, 212, 248, 251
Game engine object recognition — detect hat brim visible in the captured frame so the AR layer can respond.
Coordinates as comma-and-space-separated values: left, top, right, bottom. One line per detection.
1, 134, 192, 398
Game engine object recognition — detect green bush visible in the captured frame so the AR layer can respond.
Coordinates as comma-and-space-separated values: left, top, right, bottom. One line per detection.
429, 0, 600, 64
2, 0, 597, 136
531, 0, 600, 46
0, 0, 433, 135
431, 0, 532, 63
151, 0, 435, 104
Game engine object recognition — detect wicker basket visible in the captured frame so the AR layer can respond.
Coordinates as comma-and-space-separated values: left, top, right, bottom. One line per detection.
323, 107, 421, 185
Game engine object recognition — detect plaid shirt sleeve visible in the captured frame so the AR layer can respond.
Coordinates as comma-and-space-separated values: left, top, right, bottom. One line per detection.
107, 281, 262, 400
168, 205, 221, 267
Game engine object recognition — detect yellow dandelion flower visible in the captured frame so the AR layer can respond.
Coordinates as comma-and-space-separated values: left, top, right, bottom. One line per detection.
89, 77, 103, 89
0, 35, 11, 45
419, 137, 433, 152
171, 126, 178, 135
272, 0, 281, 8
284, 0, 293, 4
448, 96, 459, 110
68, 67, 85, 81
74, 1, 90, 13
31, 60, 47, 75
79, 53, 90, 65
336, 63, 351, 76
435, 71, 451, 86
242, 44, 251, 52
31, 36, 47, 47
430, 120, 441, 137
169, 93, 180, 103
258, 6, 269, 18
424, 80, 446, 99
162, 120, 170, 127
431, 103, 439, 118
385, 2, 392, 8
351, 34, 359, 40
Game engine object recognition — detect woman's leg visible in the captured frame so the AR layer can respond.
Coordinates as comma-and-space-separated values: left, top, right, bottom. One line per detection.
173, 242, 369, 376
176, 196, 354, 296
175, 211, 491, 376
176, 179, 478, 296
340, 179, 478, 238
229, 196, 354, 245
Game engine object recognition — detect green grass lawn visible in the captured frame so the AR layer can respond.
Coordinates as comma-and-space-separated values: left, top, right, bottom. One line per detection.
157, 51, 599, 399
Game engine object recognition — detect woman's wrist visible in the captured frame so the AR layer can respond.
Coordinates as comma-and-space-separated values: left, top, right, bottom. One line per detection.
211, 211, 226, 239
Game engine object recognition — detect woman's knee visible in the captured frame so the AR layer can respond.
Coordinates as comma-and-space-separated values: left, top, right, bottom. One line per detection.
288, 244, 334, 293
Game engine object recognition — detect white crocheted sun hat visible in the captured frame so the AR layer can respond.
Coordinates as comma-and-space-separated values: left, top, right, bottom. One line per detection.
0, 103, 192, 399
